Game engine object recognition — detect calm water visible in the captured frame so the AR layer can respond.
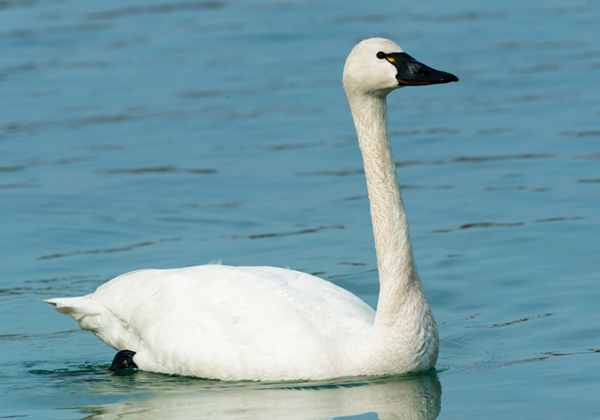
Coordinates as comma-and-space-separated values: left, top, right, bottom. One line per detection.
1, 0, 599, 418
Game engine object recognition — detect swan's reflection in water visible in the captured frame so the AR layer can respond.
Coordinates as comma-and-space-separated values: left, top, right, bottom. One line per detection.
78, 372, 441, 420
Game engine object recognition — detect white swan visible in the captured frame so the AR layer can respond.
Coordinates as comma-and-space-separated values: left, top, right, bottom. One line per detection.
45, 38, 458, 381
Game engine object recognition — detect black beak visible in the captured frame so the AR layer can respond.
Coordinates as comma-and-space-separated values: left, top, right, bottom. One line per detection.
385, 52, 458, 86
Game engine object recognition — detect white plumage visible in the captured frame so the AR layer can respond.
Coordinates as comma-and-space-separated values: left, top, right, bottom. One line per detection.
46, 38, 457, 381
48, 266, 374, 380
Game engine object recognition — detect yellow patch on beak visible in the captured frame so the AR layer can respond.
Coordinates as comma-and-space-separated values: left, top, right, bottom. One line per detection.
386, 57, 396, 63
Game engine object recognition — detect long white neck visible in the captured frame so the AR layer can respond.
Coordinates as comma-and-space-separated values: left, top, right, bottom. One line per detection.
347, 93, 425, 329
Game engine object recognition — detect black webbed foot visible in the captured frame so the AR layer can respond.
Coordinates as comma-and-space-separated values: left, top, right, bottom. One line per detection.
110, 350, 138, 371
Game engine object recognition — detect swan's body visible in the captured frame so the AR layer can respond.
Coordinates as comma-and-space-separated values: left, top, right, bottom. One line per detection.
46, 38, 457, 381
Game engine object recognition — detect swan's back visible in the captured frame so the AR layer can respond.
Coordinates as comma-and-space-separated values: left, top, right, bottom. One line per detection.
47, 265, 375, 380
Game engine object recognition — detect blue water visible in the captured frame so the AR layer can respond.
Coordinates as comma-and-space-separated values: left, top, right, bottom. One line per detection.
1, 0, 599, 418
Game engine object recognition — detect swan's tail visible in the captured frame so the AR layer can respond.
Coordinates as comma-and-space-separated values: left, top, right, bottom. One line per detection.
44, 296, 103, 322
45, 296, 139, 351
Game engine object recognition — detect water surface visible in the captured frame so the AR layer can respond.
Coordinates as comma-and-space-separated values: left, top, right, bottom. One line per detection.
1, 0, 599, 418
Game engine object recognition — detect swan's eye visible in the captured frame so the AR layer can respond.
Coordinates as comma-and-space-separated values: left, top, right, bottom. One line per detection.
376, 51, 386, 59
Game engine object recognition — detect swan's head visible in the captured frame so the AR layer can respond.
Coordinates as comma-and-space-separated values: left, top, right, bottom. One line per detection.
343, 38, 458, 98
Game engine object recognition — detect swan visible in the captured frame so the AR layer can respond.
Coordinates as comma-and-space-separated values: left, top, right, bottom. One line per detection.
45, 38, 458, 381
